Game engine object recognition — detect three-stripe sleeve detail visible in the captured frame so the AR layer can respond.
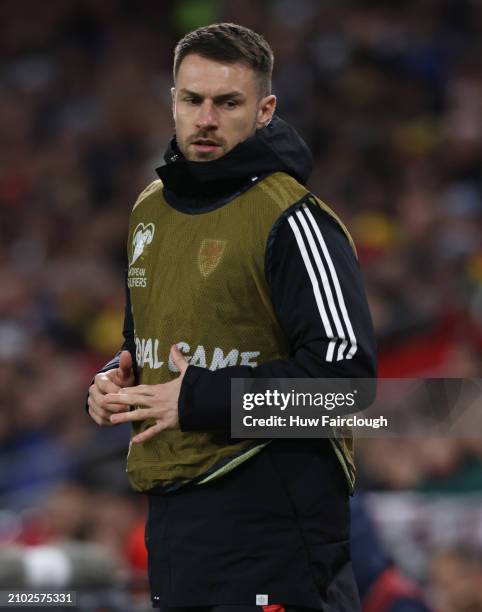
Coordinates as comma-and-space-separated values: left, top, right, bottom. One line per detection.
287, 206, 358, 361
287, 216, 337, 361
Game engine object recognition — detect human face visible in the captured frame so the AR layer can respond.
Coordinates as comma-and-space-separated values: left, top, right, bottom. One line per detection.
172, 54, 276, 161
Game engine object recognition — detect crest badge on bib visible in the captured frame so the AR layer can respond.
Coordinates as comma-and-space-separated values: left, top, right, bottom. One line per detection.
198, 239, 227, 278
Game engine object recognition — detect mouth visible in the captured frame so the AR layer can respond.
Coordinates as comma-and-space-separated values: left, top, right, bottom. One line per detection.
190, 139, 222, 154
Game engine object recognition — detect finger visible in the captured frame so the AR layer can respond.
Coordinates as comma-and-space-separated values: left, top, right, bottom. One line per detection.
88, 399, 113, 426
91, 386, 128, 414
105, 392, 152, 406
88, 396, 125, 423
95, 374, 121, 394
118, 350, 133, 383
114, 384, 156, 396
111, 373, 135, 391
132, 423, 164, 444
88, 405, 104, 425
100, 399, 131, 413
170, 344, 189, 375
89, 384, 104, 405
110, 407, 155, 424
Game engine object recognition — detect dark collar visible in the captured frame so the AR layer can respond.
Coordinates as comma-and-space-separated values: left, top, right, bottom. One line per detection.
155, 116, 313, 207
156, 134, 270, 200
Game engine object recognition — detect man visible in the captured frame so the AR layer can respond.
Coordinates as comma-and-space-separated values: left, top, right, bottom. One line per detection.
87, 23, 376, 612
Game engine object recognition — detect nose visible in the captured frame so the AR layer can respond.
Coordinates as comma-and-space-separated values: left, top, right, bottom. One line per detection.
196, 100, 218, 129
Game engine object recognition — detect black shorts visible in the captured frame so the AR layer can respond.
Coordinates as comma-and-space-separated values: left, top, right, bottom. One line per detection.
146, 438, 360, 611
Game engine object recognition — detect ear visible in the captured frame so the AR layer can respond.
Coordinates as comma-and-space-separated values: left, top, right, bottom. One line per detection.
171, 86, 176, 120
256, 94, 277, 130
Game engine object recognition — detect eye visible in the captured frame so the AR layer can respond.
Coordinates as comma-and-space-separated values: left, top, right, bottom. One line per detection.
184, 96, 201, 105
223, 99, 238, 109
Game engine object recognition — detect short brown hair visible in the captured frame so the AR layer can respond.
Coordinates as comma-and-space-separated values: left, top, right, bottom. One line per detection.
173, 23, 274, 97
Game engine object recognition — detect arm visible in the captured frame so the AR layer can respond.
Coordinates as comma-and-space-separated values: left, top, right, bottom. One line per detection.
97, 274, 137, 376
179, 201, 377, 432
86, 273, 137, 424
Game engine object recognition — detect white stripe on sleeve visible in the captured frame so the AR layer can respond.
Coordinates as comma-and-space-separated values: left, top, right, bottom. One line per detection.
288, 216, 337, 362
304, 207, 358, 359
295, 209, 349, 360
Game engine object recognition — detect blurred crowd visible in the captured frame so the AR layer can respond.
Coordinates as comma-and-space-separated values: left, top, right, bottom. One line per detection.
0, 0, 481, 610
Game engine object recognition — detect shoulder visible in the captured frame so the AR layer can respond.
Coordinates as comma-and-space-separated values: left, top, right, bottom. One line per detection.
256, 172, 309, 213
132, 179, 164, 212
306, 197, 358, 258
262, 183, 357, 260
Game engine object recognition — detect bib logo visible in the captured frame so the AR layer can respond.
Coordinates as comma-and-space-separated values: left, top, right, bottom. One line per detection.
135, 337, 260, 371
128, 222, 155, 288
131, 222, 155, 266
198, 239, 226, 278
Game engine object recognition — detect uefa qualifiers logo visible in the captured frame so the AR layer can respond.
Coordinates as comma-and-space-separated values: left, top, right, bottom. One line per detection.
128, 222, 155, 289
130, 222, 155, 267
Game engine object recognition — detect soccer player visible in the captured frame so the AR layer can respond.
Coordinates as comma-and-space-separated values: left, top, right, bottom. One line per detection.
87, 23, 377, 612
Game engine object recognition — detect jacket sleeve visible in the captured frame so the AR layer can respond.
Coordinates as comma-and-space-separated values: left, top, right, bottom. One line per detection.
85, 273, 137, 411
97, 274, 137, 375
178, 201, 377, 432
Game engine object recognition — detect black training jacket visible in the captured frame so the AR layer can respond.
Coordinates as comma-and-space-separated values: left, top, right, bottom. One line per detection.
97, 115, 377, 433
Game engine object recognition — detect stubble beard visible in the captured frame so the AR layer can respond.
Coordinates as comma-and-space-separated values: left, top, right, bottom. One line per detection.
177, 113, 260, 163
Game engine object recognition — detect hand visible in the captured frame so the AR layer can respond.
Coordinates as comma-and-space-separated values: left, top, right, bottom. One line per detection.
105, 345, 189, 444
88, 350, 135, 426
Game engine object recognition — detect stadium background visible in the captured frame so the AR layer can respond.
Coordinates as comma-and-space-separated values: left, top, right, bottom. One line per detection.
0, 0, 481, 610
